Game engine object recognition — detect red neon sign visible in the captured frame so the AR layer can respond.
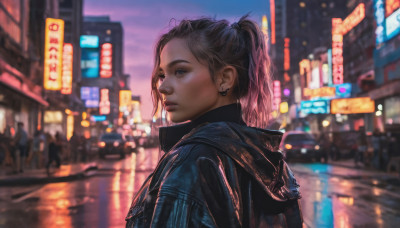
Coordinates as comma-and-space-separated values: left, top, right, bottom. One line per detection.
270, 0, 276, 44
100, 43, 113, 78
61, 43, 73, 94
284, 38, 290, 71
332, 18, 343, 85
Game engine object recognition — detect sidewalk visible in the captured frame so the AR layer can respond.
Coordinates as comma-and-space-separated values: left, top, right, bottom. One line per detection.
0, 161, 98, 186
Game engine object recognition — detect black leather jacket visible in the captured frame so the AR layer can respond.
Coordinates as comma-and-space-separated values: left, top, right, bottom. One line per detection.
126, 104, 302, 228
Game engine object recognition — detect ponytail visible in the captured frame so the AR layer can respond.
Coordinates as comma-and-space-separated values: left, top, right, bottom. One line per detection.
151, 15, 273, 128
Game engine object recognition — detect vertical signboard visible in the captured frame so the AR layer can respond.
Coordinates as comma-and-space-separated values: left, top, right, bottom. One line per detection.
332, 18, 343, 85
270, 0, 276, 44
272, 80, 281, 111
80, 35, 100, 78
44, 18, 64, 90
100, 43, 113, 78
119, 90, 132, 112
327, 49, 333, 85
284, 38, 290, 82
99, 88, 110, 115
262, 15, 268, 37
374, 0, 386, 45
299, 59, 311, 88
61, 43, 73, 94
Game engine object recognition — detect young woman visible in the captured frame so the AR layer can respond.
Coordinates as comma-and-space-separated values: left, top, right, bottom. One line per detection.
126, 15, 302, 228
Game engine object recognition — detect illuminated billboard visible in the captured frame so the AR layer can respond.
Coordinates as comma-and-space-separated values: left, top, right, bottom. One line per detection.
80, 35, 99, 48
120, 90, 132, 111
374, 0, 386, 45
44, 18, 64, 90
331, 97, 375, 114
81, 87, 99, 108
270, 0, 275, 44
335, 83, 352, 98
341, 3, 365, 35
61, 43, 73, 94
100, 43, 113, 78
300, 100, 330, 115
332, 18, 343, 85
303, 83, 351, 100
299, 59, 311, 89
386, 8, 400, 40
262, 15, 268, 36
386, 0, 400, 17
272, 80, 281, 111
99, 88, 110, 115
310, 60, 320, 89
81, 47, 99, 78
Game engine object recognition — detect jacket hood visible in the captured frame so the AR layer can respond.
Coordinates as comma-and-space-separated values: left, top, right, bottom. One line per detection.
175, 121, 300, 202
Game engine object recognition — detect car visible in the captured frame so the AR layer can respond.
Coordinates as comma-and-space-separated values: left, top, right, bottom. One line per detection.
280, 131, 322, 162
98, 133, 127, 159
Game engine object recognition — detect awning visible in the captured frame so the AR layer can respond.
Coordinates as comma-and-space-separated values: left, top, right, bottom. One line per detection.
369, 80, 400, 100
0, 59, 49, 106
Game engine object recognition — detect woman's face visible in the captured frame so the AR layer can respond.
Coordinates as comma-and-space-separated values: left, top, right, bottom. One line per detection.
158, 38, 220, 123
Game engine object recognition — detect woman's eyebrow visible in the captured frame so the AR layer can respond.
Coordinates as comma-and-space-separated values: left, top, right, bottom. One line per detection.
160, 59, 190, 70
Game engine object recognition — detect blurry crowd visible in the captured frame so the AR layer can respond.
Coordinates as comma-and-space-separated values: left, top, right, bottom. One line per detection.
0, 122, 93, 175
317, 128, 400, 172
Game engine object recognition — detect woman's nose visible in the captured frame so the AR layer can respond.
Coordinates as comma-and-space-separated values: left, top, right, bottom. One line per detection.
158, 80, 173, 95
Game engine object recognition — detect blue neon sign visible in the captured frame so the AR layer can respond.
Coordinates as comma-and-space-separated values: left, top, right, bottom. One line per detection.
300, 100, 330, 115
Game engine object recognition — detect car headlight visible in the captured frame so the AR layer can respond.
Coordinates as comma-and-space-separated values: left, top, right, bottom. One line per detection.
113, 141, 120, 147
98, 142, 106, 148
315, 145, 320, 150
285, 144, 292, 150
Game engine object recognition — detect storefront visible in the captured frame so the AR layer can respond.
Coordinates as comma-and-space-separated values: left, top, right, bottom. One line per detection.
0, 59, 48, 136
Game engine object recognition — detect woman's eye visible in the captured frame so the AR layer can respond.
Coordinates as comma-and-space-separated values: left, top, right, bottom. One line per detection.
175, 69, 186, 75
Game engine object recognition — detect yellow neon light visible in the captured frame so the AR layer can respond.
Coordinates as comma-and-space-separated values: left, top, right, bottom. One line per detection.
44, 18, 64, 90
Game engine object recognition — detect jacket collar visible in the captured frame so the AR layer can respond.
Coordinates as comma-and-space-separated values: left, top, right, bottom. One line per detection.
159, 103, 245, 152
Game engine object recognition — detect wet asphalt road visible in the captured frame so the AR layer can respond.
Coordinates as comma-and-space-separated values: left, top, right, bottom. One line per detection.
0, 147, 399, 228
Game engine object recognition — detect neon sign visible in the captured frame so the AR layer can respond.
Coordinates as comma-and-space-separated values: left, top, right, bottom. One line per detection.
61, 43, 73, 94
331, 97, 375, 114
386, 8, 400, 40
119, 90, 132, 112
374, 0, 386, 45
299, 59, 311, 88
386, 0, 400, 17
100, 43, 113, 78
99, 88, 110, 115
284, 38, 290, 71
44, 18, 64, 90
332, 18, 343, 85
273, 80, 281, 111
270, 0, 276, 44
341, 3, 365, 35
300, 100, 330, 115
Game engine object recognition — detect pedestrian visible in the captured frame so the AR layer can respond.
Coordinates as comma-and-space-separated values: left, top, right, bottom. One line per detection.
46, 133, 61, 174
355, 128, 367, 167
31, 130, 45, 169
69, 132, 80, 163
14, 122, 28, 173
371, 129, 381, 169
125, 15, 302, 227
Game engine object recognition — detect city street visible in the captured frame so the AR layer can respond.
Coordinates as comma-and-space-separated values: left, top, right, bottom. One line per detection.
0, 147, 399, 228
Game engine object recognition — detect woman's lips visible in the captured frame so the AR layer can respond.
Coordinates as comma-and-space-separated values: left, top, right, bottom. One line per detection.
164, 101, 177, 111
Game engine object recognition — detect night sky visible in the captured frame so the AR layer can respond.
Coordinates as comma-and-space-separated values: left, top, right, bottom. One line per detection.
84, 0, 270, 120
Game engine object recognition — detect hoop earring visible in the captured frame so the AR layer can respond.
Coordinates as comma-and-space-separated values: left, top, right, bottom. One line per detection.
219, 88, 229, 96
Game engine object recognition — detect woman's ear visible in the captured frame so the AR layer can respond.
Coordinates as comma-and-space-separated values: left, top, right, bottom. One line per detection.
216, 66, 237, 91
